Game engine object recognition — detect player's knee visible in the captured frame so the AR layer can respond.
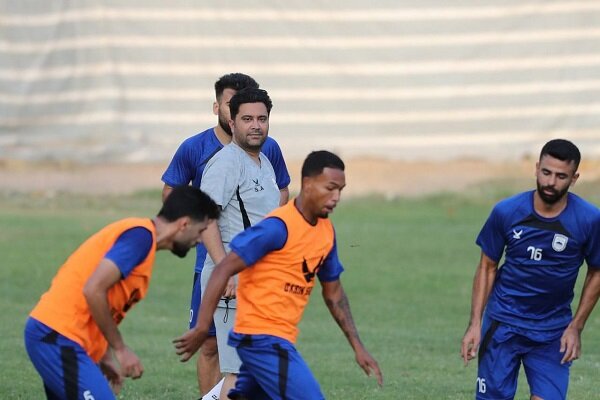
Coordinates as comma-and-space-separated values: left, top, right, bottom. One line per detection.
201, 337, 218, 358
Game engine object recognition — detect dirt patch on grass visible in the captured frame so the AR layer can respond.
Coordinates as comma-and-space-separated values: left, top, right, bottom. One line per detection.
1, 157, 599, 198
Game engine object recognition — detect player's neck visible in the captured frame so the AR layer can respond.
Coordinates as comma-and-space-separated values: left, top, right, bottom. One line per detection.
533, 191, 568, 218
233, 139, 261, 165
294, 196, 318, 225
214, 125, 233, 146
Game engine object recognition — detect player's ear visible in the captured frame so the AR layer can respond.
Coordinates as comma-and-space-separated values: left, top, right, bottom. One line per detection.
571, 172, 580, 187
213, 101, 219, 116
228, 118, 235, 133
177, 216, 190, 231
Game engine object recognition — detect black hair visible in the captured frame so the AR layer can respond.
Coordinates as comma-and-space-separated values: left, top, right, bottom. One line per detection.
158, 186, 220, 222
301, 150, 345, 178
214, 73, 259, 101
540, 139, 581, 171
229, 88, 273, 121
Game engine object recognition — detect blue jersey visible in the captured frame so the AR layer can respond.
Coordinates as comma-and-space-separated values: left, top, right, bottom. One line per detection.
477, 190, 600, 331
162, 127, 291, 272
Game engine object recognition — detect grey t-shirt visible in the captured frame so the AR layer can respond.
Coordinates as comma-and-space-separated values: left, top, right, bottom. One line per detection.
200, 142, 280, 305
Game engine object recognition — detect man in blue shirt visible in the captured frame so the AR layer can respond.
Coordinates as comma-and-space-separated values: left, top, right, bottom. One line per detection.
461, 139, 600, 400
161, 73, 290, 397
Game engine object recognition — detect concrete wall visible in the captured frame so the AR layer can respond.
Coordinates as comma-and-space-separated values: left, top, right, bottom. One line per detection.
1, 1, 599, 162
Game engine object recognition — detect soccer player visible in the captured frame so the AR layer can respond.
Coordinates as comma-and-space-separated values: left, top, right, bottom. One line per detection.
161, 73, 290, 396
24, 186, 219, 399
174, 150, 383, 399
461, 139, 600, 400
196, 87, 281, 398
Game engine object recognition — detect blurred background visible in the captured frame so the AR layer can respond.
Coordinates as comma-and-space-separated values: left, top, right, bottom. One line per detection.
1, 1, 600, 193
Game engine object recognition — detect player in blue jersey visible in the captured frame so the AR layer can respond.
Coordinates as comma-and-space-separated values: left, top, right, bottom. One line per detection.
461, 139, 600, 400
161, 73, 290, 397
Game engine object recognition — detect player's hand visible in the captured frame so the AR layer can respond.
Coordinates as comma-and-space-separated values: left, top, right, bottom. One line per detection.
99, 352, 124, 394
114, 345, 144, 380
560, 325, 581, 364
223, 276, 236, 299
354, 346, 383, 387
173, 328, 208, 362
461, 323, 481, 366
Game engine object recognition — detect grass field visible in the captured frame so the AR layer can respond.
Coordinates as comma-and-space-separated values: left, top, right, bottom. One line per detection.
2, 181, 600, 399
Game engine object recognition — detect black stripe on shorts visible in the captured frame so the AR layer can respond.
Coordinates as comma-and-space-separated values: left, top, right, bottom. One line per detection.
60, 346, 79, 400
273, 343, 289, 400
478, 319, 500, 366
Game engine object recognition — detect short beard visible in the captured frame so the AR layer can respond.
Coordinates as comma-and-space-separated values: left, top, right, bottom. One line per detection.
536, 181, 569, 205
171, 242, 190, 258
218, 114, 232, 136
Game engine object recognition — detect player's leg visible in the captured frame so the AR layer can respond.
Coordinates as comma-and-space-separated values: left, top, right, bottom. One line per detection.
230, 334, 325, 400
476, 319, 522, 400
198, 337, 220, 395
214, 300, 242, 398
189, 271, 221, 395
25, 318, 115, 400
523, 338, 570, 400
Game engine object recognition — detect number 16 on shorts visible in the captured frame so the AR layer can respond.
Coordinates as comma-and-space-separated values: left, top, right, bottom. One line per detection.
476, 377, 486, 394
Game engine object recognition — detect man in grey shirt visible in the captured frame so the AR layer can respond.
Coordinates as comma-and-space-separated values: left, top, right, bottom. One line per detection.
198, 87, 281, 398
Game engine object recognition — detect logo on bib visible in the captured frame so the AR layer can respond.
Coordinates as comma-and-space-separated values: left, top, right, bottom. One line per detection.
552, 234, 568, 252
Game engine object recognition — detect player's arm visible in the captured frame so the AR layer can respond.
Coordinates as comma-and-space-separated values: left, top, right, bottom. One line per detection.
173, 251, 247, 362
321, 280, 383, 386
279, 187, 289, 206
560, 265, 600, 363
83, 259, 143, 379
200, 219, 234, 298
461, 251, 498, 366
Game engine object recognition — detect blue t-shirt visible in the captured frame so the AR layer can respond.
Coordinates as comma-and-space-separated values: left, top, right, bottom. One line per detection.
161, 127, 291, 272
229, 217, 344, 282
477, 190, 600, 331
104, 227, 154, 278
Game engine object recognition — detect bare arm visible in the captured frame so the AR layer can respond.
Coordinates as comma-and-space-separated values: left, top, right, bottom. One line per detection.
321, 280, 383, 386
83, 259, 143, 379
200, 219, 236, 298
173, 252, 247, 362
279, 187, 290, 206
161, 184, 173, 202
560, 266, 600, 363
460, 252, 498, 365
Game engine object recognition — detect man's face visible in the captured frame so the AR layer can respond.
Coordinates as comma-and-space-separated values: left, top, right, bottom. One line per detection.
229, 102, 269, 152
304, 167, 346, 219
535, 155, 579, 205
171, 218, 210, 258
215, 88, 236, 136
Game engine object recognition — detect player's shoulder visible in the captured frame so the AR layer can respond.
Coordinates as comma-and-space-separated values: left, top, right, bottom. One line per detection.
180, 127, 216, 147
262, 136, 283, 153
494, 191, 532, 214
568, 192, 600, 218
206, 142, 243, 168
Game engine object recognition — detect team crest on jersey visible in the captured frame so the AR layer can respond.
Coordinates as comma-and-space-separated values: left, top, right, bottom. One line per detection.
552, 234, 568, 252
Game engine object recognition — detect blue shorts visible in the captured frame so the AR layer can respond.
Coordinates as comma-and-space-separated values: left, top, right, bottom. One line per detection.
476, 317, 571, 400
227, 332, 325, 400
189, 271, 216, 336
24, 317, 115, 400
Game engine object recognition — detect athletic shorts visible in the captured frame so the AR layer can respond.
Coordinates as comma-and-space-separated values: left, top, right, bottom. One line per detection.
476, 316, 571, 400
227, 332, 325, 400
214, 299, 241, 373
189, 271, 216, 336
24, 317, 115, 400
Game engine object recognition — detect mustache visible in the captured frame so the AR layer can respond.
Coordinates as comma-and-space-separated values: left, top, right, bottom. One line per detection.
541, 185, 558, 194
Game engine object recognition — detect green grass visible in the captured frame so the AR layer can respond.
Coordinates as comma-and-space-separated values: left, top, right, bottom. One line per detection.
2, 183, 600, 399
